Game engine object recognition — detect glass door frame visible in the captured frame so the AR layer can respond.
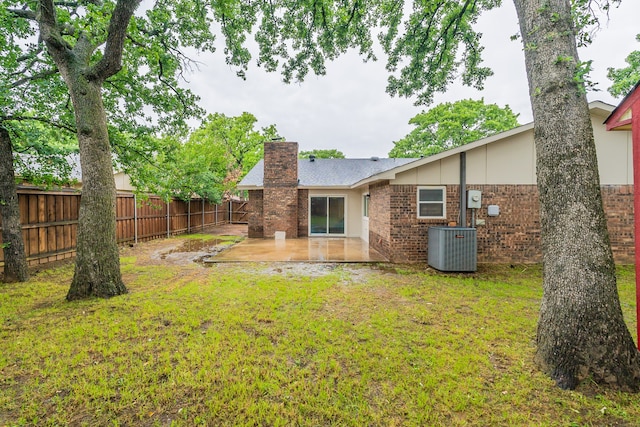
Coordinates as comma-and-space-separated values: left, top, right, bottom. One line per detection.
308, 195, 347, 236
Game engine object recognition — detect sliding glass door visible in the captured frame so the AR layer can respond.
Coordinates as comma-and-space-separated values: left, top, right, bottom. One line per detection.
310, 196, 345, 235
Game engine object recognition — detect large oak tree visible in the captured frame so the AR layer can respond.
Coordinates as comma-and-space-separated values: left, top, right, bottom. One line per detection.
378, 0, 640, 390
515, 0, 639, 391
5, 0, 377, 299
0, 125, 27, 283
1, 2, 80, 283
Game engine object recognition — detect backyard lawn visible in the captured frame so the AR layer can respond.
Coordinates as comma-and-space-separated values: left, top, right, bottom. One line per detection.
1, 233, 639, 426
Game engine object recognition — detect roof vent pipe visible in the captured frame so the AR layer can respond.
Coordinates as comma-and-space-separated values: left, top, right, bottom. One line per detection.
460, 152, 467, 228
371, 156, 379, 161
309, 155, 315, 162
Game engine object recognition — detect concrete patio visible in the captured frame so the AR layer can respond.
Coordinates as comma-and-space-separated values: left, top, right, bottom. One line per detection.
209, 236, 387, 263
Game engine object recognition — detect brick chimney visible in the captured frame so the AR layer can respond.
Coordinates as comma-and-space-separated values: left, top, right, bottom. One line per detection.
263, 141, 299, 238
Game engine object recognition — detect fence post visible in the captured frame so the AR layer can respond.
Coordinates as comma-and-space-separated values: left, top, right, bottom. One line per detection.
215, 203, 218, 225
188, 199, 191, 234
167, 201, 170, 237
202, 199, 205, 231
134, 194, 138, 244
229, 200, 232, 223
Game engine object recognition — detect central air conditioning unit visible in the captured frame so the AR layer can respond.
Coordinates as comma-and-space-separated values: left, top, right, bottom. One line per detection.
428, 227, 477, 272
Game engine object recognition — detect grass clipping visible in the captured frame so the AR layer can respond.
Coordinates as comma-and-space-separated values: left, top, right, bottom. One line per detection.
1, 241, 639, 425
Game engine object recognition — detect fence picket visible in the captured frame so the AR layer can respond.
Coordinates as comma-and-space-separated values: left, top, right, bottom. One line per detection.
0, 188, 245, 267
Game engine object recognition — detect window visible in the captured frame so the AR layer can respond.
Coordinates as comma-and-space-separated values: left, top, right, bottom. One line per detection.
417, 187, 446, 218
310, 196, 345, 235
363, 194, 370, 218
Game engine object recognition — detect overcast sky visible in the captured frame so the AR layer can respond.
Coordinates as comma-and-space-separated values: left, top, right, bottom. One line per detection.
182, 1, 640, 158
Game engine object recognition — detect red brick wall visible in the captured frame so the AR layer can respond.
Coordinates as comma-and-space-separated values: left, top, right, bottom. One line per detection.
473, 185, 541, 263
263, 142, 299, 238
298, 189, 309, 237
264, 142, 298, 186
247, 190, 264, 238
602, 185, 635, 263
369, 181, 392, 257
373, 183, 634, 264
376, 185, 459, 263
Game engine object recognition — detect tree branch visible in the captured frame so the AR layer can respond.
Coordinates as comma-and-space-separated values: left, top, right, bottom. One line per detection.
10, 68, 60, 89
1, 115, 76, 134
37, 0, 74, 61
8, 7, 36, 20
90, 0, 142, 81
156, 59, 189, 114
16, 46, 45, 63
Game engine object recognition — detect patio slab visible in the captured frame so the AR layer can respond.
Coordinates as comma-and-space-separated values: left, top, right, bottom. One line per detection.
209, 237, 387, 263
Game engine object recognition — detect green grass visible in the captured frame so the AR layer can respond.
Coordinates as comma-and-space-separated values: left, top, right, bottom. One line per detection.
1, 257, 639, 426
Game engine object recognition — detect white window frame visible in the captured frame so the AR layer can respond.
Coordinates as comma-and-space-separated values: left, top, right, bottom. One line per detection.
417, 186, 446, 219
308, 194, 347, 236
363, 194, 370, 218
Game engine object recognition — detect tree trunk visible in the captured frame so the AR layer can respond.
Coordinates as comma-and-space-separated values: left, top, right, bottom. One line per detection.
65, 75, 127, 300
0, 125, 29, 283
513, 0, 640, 390
35, 0, 141, 300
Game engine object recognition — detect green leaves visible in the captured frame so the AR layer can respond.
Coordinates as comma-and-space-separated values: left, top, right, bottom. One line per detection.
607, 34, 640, 98
123, 112, 280, 202
253, 0, 378, 83
571, 0, 621, 47
9, 119, 79, 188
389, 98, 519, 158
381, 0, 500, 106
299, 149, 346, 159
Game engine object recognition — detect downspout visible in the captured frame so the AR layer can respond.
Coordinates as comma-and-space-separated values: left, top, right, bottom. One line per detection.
460, 152, 467, 228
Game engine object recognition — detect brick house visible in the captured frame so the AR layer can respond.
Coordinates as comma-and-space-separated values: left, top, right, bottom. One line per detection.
238, 101, 634, 263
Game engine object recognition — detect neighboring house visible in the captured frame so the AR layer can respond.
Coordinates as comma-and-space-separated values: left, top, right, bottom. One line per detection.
15, 153, 135, 192
238, 101, 634, 264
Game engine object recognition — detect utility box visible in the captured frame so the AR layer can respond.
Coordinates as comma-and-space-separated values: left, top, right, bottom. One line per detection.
467, 190, 482, 209
428, 227, 477, 272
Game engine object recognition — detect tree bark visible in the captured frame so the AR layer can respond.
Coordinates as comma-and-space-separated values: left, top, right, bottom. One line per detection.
513, 0, 640, 390
0, 125, 29, 283
36, 0, 141, 299
65, 75, 127, 300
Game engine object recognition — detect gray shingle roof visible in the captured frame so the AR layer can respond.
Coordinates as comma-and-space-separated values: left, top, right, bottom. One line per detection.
239, 157, 418, 188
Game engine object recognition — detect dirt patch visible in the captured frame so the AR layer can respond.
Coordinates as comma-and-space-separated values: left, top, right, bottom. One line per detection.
256, 262, 343, 277
215, 262, 380, 283
153, 237, 242, 264
119, 224, 247, 267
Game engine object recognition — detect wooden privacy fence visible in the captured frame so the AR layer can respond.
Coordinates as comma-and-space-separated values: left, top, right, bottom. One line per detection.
0, 187, 247, 267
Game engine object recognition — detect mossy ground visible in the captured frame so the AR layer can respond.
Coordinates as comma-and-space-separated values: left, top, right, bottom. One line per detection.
1, 234, 638, 426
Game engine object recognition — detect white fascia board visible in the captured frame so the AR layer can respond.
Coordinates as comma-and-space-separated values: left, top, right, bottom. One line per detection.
349, 101, 611, 190
350, 122, 536, 189
299, 185, 353, 190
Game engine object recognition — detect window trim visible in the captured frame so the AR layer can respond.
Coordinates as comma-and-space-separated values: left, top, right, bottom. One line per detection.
363, 194, 370, 218
417, 186, 447, 219
308, 194, 347, 236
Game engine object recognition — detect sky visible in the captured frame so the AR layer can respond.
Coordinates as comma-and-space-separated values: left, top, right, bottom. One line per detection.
182, 1, 640, 158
